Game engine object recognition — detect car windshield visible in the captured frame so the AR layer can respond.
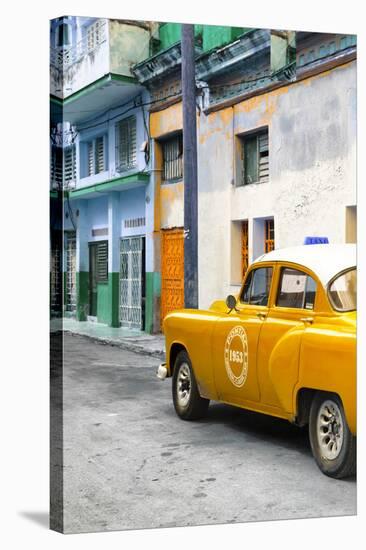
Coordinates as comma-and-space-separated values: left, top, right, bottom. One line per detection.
328, 268, 356, 312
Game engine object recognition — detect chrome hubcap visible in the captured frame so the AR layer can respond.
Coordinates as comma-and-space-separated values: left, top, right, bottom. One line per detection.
177, 363, 191, 407
316, 400, 344, 460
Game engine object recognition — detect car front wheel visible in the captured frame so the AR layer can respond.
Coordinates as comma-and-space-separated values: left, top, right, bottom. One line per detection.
172, 350, 209, 420
309, 392, 356, 479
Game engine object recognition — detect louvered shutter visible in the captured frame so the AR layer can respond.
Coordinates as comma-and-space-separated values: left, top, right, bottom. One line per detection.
87, 142, 94, 176
63, 145, 76, 186
258, 132, 269, 183
95, 136, 104, 173
96, 241, 108, 282
116, 117, 137, 172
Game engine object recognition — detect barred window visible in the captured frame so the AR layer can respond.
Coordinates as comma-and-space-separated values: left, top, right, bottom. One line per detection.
115, 117, 137, 173
161, 133, 183, 182
239, 129, 269, 186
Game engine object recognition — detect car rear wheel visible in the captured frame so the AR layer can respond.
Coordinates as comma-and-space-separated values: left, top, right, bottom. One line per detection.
309, 392, 356, 479
172, 350, 209, 420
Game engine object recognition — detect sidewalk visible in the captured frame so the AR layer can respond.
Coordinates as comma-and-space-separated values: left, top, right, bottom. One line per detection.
50, 317, 166, 359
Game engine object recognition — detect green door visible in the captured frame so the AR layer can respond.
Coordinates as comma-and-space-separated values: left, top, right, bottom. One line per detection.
89, 244, 98, 317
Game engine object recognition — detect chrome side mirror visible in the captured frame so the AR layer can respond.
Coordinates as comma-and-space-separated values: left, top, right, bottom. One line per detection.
226, 295, 237, 312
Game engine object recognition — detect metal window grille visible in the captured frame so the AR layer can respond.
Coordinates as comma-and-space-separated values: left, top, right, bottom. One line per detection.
95, 241, 108, 283
65, 232, 76, 313
241, 129, 269, 185
50, 245, 62, 311
120, 237, 144, 329
116, 117, 137, 173
162, 133, 183, 181
265, 219, 275, 253
242, 220, 249, 278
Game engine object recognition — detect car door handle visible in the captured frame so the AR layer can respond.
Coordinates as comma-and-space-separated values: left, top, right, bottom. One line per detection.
300, 317, 314, 324
256, 312, 267, 320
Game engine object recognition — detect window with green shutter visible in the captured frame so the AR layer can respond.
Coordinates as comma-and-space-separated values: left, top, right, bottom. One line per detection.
239, 129, 269, 186
115, 116, 137, 173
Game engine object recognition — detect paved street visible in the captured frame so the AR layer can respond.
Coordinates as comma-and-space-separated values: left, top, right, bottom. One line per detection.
62, 334, 356, 534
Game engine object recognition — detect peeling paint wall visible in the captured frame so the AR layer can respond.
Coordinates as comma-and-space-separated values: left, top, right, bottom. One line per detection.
198, 61, 356, 308
109, 21, 150, 76
150, 102, 184, 231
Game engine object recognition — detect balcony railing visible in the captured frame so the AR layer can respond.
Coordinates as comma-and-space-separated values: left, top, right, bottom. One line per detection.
50, 19, 107, 69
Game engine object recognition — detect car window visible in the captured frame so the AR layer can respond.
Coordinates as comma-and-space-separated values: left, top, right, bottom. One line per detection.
277, 268, 317, 310
241, 267, 273, 306
328, 268, 356, 312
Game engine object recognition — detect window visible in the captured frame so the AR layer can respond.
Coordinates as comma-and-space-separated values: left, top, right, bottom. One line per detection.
162, 133, 183, 182
82, 135, 107, 177
240, 129, 269, 185
265, 219, 275, 253
115, 117, 137, 173
277, 268, 317, 310
95, 241, 108, 283
87, 20, 103, 51
242, 220, 249, 278
329, 41, 336, 55
241, 267, 273, 306
51, 144, 76, 188
308, 50, 315, 63
328, 268, 356, 312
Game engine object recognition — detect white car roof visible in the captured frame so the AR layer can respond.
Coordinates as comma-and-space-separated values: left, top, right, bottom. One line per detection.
255, 244, 356, 286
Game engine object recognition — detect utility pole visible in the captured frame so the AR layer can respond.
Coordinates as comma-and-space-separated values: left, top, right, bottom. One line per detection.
181, 24, 198, 309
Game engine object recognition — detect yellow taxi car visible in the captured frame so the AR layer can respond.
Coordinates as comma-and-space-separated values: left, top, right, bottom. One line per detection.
157, 244, 356, 479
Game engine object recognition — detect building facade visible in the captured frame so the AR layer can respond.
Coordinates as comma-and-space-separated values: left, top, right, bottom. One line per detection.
50, 17, 161, 331
50, 19, 357, 332
134, 24, 357, 317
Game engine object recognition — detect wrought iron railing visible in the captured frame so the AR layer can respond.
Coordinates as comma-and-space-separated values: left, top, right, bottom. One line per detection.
50, 19, 107, 69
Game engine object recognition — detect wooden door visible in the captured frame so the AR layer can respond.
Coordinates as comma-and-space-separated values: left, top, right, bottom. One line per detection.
161, 229, 184, 325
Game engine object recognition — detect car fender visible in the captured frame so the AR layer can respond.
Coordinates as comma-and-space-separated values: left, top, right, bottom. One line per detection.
294, 325, 356, 433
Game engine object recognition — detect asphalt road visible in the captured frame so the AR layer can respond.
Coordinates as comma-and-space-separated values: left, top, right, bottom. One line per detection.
61, 334, 356, 534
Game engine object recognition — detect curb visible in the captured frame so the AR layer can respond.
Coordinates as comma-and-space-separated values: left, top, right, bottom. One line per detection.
64, 330, 166, 360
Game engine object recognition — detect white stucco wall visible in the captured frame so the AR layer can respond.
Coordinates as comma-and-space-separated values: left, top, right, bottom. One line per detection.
198, 61, 357, 308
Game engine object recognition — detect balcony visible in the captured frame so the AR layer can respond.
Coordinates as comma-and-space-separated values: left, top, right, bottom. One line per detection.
50, 17, 152, 102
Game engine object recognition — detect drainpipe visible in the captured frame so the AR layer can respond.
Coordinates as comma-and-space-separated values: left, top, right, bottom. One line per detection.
182, 24, 198, 309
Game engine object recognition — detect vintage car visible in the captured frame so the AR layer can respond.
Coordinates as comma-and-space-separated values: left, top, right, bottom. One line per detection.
157, 244, 356, 479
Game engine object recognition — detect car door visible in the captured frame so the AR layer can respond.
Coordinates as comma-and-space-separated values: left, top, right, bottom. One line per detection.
256, 264, 318, 410
212, 264, 274, 407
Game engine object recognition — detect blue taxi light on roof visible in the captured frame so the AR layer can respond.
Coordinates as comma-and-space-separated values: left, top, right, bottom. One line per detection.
304, 236, 329, 245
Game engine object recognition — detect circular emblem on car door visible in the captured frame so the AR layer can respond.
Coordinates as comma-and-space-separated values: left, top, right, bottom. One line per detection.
224, 325, 249, 388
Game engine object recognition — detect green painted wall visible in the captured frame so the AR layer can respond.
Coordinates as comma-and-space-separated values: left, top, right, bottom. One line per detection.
97, 283, 110, 324
157, 23, 250, 54
96, 273, 120, 327
202, 25, 250, 52
76, 272, 89, 321
145, 271, 161, 334
109, 272, 120, 328
159, 23, 182, 49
